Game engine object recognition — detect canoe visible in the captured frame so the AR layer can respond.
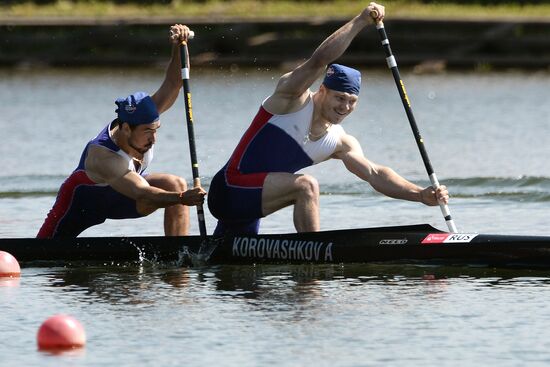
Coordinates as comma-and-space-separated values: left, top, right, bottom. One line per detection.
2, 224, 550, 268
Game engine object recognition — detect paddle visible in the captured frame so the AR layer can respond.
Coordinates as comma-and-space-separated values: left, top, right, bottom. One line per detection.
372, 16, 458, 233
179, 31, 216, 259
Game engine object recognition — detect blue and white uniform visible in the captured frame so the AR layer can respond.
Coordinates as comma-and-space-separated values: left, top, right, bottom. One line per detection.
208, 95, 345, 235
37, 122, 153, 238
38, 91, 159, 238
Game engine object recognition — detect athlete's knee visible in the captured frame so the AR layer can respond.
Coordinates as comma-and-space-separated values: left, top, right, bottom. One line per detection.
165, 175, 187, 192
172, 176, 188, 192
146, 173, 187, 192
295, 175, 319, 199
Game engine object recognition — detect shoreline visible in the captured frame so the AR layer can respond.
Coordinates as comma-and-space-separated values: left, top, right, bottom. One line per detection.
3, 14, 550, 25
1, 17, 549, 70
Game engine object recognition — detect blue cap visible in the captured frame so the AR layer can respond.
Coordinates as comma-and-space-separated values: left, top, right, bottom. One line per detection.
115, 92, 159, 125
322, 64, 361, 95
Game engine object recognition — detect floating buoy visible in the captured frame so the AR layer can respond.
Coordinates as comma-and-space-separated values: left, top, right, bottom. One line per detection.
37, 315, 86, 350
0, 251, 21, 278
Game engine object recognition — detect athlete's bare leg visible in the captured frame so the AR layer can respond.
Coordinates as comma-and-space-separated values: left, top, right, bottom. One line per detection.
261, 172, 320, 232
140, 173, 189, 235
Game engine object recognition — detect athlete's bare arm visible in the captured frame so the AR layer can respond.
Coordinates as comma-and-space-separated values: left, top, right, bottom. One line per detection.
263, 2, 384, 115
333, 134, 449, 206
151, 24, 192, 115
85, 145, 205, 208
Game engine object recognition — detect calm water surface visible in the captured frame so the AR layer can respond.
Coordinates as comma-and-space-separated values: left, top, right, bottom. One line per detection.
4, 265, 550, 366
1, 67, 550, 366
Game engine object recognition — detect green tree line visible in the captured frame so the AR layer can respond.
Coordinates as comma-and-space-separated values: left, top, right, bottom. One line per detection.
1, 0, 547, 5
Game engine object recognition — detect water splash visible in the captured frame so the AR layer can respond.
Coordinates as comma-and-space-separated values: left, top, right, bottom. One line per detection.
181, 239, 222, 267
121, 238, 149, 267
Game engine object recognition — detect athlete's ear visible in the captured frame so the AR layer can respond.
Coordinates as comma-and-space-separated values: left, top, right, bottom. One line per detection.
120, 122, 132, 135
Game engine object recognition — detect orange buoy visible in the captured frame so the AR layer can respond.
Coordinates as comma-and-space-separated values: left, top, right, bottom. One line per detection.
0, 251, 21, 278
37, 315, 86, 350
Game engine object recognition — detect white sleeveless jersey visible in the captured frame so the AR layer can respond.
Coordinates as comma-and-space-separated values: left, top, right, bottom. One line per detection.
224, 96, 345, 188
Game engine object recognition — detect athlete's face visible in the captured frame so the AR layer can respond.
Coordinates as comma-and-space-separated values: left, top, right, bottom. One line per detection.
320, 86, 358, 123
127, 121, 160, 154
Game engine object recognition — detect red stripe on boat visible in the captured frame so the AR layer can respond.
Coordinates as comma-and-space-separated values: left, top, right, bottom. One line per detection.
421, 233, 450, 244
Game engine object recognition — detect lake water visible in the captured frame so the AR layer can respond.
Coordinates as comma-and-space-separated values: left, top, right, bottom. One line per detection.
1, 67, 550, 366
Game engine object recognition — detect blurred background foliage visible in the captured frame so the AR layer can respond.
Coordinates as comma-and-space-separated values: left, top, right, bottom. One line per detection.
1, 0, 549, 19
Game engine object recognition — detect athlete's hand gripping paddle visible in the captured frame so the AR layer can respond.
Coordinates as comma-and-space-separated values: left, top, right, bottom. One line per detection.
371, 12, 458, 233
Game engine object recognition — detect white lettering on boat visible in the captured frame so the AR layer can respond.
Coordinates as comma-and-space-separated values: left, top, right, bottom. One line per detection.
232, 237, 333, 261
421, 233, 478, 244
324, 243, 333, 261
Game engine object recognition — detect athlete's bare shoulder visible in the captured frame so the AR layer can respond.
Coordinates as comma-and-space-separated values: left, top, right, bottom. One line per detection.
332, 131, 363, 160
263, 87, 312, 115
85, 145, 130, 184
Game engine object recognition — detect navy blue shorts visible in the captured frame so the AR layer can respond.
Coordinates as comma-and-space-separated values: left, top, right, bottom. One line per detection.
207, 168, 262, 236
38, 170, 143, 238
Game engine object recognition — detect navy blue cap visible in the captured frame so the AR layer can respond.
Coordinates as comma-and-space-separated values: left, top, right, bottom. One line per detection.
322, 64, 361, 95
115, 92, 159, 125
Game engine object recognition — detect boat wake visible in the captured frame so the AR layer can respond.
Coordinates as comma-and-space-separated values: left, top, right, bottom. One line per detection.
444, 176, 550, 202
2, 175, 550, 202
320, 176, 550, 203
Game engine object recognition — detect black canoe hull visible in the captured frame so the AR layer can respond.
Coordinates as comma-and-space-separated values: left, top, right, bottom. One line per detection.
2, 224, 550, 268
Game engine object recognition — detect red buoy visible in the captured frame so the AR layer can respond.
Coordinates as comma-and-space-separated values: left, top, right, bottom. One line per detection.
37, 315, 86, 350
0, 251, 21, 278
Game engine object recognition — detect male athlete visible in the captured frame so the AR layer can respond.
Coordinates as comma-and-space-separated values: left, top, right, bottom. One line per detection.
38, 24, 206, 238
208, 2, 449, 235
